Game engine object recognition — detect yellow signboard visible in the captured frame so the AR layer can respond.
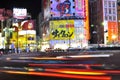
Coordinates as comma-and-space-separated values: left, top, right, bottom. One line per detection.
50, 20, 74, 40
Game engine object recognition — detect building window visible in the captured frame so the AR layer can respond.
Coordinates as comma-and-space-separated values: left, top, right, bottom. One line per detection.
105, 8, 107, 13
112, 1, 115, 8
109, 16, 112, 21
28, 37, 34, 40
104, 1, 107, 7
108, 1, 111, 7
109, 9, 112, 14
105, 16, 108, 20
113, 16, 116, 21
113, 9, 116, 14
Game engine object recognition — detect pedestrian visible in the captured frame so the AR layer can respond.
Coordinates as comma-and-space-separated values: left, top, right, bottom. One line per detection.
26, 46, 30, 53
18, 47, 21, 54
10, 43, 15, 53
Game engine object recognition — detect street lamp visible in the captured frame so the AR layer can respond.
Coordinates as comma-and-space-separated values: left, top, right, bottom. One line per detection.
112, 35, 117, 45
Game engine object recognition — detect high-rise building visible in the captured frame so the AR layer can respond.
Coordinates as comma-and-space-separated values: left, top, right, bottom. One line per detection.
89, 0, 118, 45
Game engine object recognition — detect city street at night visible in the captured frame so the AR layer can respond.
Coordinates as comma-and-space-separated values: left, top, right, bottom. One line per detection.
1, 0, 120, 80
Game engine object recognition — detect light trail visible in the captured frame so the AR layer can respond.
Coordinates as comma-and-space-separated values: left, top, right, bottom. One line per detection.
0, 66, 106, 76
6, 56, 88, 61
5, 54, 112, 61
45, 68, 106, 75
0, 70, 111, 80
29, 63, 103, 69
56, 54, 113, 58
29, 63, 102, 67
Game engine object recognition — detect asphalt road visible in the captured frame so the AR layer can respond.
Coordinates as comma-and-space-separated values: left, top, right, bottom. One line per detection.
0, 50, 120, 80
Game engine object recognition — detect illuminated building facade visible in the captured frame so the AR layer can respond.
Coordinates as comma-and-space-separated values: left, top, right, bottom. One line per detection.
12, 20, 36, 50
0, 8, 36, 51
0, 8, 13, 49
42, 0, 90, 49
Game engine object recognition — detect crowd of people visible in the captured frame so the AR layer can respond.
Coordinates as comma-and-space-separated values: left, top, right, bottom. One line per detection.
0, 43, 33, 55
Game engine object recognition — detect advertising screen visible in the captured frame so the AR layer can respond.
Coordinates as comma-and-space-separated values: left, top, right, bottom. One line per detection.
50, 0, 75, 17
75, 0, 85, 18
108, 21, 118, 41
50, 20, 74, 40
13, 8, 27, 19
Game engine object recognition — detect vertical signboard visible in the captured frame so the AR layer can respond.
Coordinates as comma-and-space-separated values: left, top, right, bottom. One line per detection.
75, 0, 85, 18
50, 20, 74, 40
108, 21, 118, 41
44, 0, 50, 20
84, 0, 89, 40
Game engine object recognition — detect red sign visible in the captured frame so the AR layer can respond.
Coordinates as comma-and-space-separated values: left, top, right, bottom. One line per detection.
22, 20, 35, 30
108, 21, 118, 41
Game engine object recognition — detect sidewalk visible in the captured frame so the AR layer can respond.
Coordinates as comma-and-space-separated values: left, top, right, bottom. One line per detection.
1, 50, 120, 58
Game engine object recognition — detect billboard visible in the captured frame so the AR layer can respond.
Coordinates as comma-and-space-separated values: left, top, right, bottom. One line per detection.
13, 8, 27, 19
50, 0, 75, 17
75, 0, 85, 18
108, 21, 118, 41
50, 0, 86, 18
21, 20, 35, 30
50, 20, 74, 40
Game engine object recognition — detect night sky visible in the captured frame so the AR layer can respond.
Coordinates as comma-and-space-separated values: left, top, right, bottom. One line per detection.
0, 0, 42, 19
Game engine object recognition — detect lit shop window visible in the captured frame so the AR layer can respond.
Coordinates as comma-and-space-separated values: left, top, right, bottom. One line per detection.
28, 37, 34, 40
